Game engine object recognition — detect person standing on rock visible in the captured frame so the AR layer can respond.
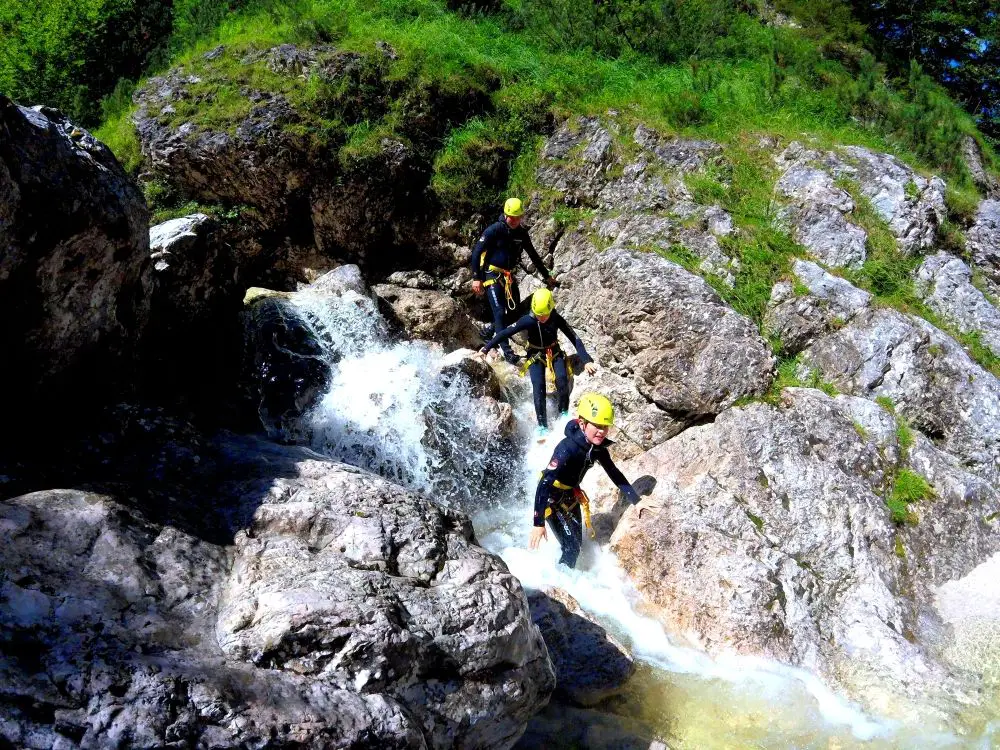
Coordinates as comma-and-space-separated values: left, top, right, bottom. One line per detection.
471, 197, 558, 365
479, 288, 597, 438
531, 393, 645, 569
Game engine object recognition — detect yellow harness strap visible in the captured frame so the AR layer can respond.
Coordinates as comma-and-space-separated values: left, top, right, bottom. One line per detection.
482, 264, 516, 311
542, 479, 595, 539
518, 346, 557, 381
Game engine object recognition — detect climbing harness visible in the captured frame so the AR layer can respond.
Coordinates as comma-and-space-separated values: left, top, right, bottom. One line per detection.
542, 480, 595, 539
482, 263, 517, 311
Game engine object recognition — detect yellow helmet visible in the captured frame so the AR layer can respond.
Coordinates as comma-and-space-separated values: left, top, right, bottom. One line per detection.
531, 288, 555, 317
577, 393, 614, 427
503, 197, 524, 217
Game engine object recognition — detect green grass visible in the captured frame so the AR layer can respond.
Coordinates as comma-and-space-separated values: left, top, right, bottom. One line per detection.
83, 0, 997, 200
886, 468, 934, 525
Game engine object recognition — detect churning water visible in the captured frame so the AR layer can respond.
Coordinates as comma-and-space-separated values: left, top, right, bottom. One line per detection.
284, 287, 997, 749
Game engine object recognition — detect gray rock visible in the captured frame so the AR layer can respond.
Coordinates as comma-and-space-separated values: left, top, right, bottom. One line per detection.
373, 283, 481, 349
0, 435, 555, 749
0, 97, 149, 422
765, 259, 872, 352
775, 165, 867, 267
527, 588, 635, 706
968, 199, 1000, 294
837, 146, 945, 254
216, 453, 554, 748
537, 117, 617, 205
558, 246, 774, 417
802, 306, 1000, 484
307, 263, 370, 297
605, 388, 999, 724
960, 135, 999, 198
776, 142, 945, 256
914, 252, 1000, 357
149, 213, 213, 266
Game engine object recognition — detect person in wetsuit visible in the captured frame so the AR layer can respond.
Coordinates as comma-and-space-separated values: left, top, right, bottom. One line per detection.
530, 393, 646, 568
480, 288, 597, 436
471, 197, 558, 364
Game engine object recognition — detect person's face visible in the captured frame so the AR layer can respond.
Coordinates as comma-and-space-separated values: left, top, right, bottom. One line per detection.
580, 418, 610, 445
505, 214, 521, 228
535, 313, 551, 323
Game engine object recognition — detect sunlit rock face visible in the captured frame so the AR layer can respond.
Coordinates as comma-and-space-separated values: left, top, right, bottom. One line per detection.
602, 388, 1000, 726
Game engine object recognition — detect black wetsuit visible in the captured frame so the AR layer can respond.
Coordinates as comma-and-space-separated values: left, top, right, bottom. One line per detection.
471, 218, 553, 359
483, 311, 593, 428
535, 420, 640, 568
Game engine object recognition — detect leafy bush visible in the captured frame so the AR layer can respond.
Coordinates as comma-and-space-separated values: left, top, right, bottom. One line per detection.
0, 0, 172, 125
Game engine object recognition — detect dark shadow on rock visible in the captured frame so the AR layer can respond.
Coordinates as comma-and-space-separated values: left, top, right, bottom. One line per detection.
633, 475, 657, 497
527, 588, 635, 708
515, 702, 664, 750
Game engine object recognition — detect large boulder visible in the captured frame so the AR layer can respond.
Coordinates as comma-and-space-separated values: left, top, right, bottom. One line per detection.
0, 97, 149, 431
0, 434, 555, 748
604, 388, 1000, 724
215, 448, 555, 749
558, 246, 774, 418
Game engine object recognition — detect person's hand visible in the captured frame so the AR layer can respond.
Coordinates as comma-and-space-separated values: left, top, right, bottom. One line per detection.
472, 279, 484, 296
529, 525, 548, 549
545, 277, 560, 289
476, 348, 488, 359
635, 496, 663, 519
584, 362, 598, 375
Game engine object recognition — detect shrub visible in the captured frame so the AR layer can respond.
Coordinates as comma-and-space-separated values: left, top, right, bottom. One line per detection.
0, 0, 172, 125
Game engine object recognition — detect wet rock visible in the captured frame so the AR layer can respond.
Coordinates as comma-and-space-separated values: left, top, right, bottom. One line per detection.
527, 588, 635, 706
373, 283, 481, 349
439, 349, 505, 401
217, 451, 554, 748
605, 388, 999, 724
243, 294, 331, 437
914, 252, 1000, 357
307, 263, 369, 297
0, 97, 148, 428
0, 433, 554, 748
558, 246, 774, 418
967, 199, 1000, 295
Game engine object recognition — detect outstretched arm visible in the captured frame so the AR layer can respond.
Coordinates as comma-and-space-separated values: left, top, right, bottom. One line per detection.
482, 314, 535, 353
596, 450, 640, 505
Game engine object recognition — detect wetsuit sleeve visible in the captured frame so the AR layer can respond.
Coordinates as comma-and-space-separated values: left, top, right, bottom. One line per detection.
471, 225, 495, 281
521, 230, 554, 281
483, 314, 534, 352
596, 450, 640, 505
555, 312, 593, 364
534, 441, 571, 526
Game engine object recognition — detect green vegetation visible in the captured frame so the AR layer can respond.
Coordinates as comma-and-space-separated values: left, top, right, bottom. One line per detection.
2, 0, 987, 201
874, 395, 894, 413
895, 418, 914, 455
886, 468, 933, 524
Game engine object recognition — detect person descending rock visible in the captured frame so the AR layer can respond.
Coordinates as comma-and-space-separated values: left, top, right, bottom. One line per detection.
531, 393, 644, 569
471, 197, 558, 365
480, 288, 597, 437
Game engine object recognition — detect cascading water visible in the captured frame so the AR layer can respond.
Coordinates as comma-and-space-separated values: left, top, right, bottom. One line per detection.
281, 286, 997, 749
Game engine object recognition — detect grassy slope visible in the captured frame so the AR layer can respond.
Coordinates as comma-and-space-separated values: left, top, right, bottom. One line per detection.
95, 0, 1000, 364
